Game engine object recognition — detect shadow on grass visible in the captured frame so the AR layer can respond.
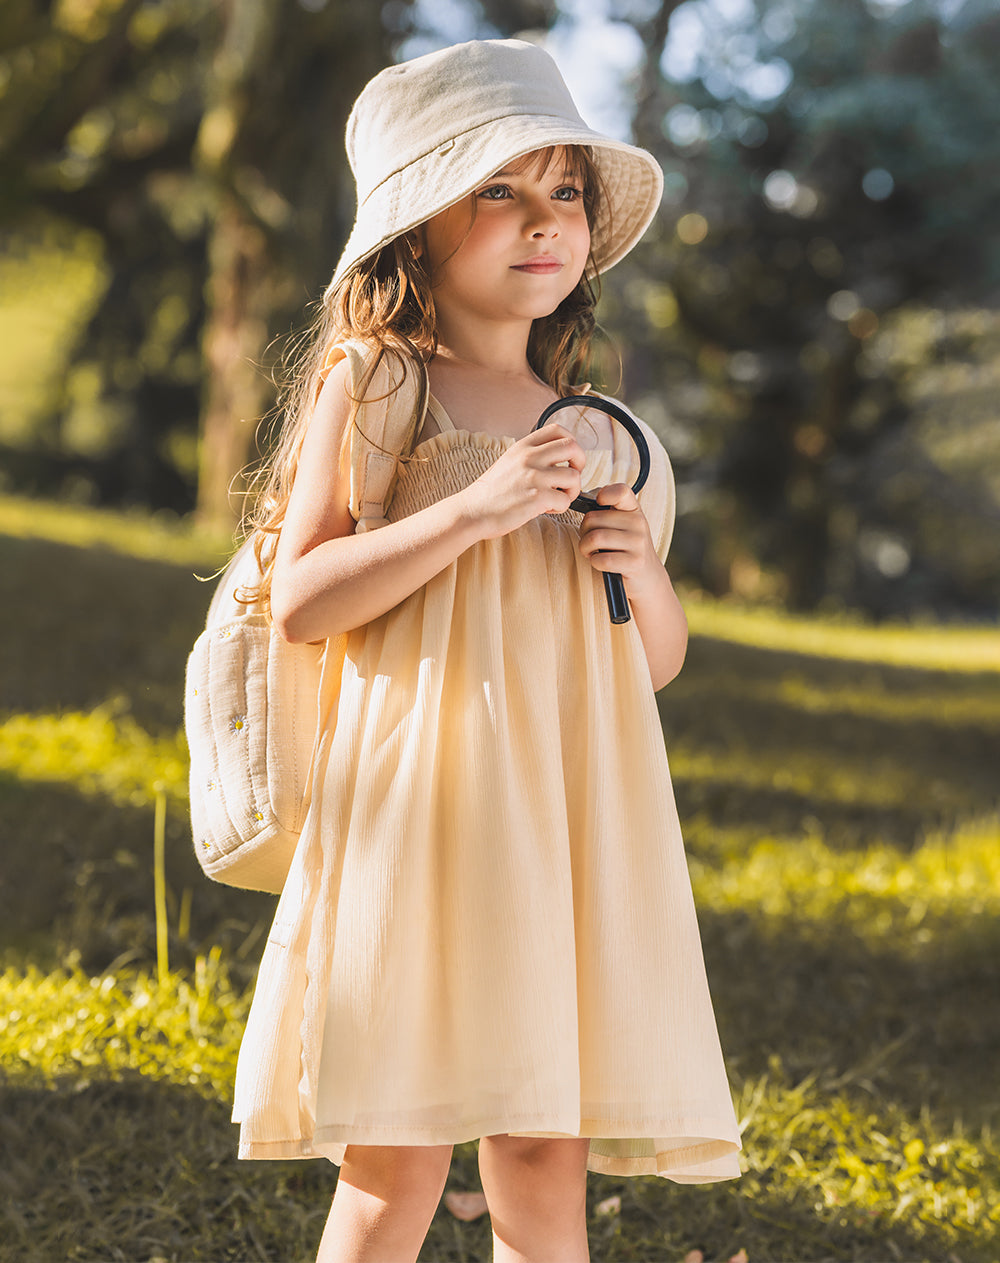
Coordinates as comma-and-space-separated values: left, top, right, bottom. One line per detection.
699, 904, 1000, 1128
0, 534, 213, 730
0, 774, 275, 988
0, 1073, 986, 1263
0, 1071, 489, 1263
0, 1074, 331, 1263
675, 779, 939, 853
679, 633, 1000, 704
661, 636, 1000, 849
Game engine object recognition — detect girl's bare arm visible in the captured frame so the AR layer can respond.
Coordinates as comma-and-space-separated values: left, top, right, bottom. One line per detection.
271, 362, 585, 644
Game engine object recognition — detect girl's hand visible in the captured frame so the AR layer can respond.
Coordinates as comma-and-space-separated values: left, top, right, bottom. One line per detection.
577, 483, 663, 601
460, 424, 586, 539
580, 482, 688, 688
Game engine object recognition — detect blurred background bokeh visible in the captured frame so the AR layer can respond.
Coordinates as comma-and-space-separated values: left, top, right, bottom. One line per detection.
2, 5, 999, 1261
2, 0, 998, 620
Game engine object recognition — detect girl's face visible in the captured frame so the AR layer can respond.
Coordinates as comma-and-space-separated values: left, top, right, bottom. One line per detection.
419, 147, 592, 331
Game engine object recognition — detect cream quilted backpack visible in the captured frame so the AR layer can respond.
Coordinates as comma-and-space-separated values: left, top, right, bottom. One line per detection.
184, 342, 425, 892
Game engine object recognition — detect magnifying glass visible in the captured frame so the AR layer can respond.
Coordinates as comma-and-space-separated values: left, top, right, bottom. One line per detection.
533, 395, 651, 624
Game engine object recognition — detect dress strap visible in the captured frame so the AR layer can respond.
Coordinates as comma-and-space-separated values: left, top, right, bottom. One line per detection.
425, 395, 457, 434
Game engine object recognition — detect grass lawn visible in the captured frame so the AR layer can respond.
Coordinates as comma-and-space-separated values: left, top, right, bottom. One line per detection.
0, 495, 997, 1262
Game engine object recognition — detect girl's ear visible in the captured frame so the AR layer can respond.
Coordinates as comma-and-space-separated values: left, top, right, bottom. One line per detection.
404, 231, 424, 260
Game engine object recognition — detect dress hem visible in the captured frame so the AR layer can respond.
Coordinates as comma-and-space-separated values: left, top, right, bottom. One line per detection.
237, 1115, 742, 1183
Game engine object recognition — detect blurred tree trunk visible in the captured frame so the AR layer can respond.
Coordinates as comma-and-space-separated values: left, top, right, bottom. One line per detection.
197, 197, 272, 531
193, 0, 403, 533
194, 0, 279, 533
631, 0, 685, 155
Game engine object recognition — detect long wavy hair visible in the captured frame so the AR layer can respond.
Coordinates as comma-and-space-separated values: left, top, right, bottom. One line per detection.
243, 144, 608, 612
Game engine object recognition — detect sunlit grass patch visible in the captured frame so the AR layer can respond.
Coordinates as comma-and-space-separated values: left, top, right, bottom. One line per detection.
683, 592, 1000, 673
689, 817, 1000, 940
0, 952, 246, 1100
0, 707, 188, 808
0, 492, 231, 568
732, 1065, 999, 1256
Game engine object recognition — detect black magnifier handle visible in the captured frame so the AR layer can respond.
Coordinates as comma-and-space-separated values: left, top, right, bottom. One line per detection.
532, 395, 651, 626
602, 571, 631, 624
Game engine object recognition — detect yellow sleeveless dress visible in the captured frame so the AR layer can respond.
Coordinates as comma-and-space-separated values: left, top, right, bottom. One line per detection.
232, 396, 742, 1182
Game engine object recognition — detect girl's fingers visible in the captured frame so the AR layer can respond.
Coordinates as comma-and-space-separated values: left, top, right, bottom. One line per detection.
593, 482, 638, 510
522, 424, 587, 471
579, 529, 638, 558
584, 548, 633, 573
580, 498, 645, 544
579, 495, 651, 565
462, 423, 587, 535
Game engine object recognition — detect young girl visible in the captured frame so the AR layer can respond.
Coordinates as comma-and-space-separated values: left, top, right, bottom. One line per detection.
232, 37, 741, 1263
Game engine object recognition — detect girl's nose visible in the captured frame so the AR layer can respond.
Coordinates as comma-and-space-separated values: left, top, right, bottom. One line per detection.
527, 210, 558, 237
523, 198, 560, 238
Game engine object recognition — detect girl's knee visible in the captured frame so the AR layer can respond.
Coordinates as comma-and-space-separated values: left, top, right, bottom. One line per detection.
480, 1134, 590, 1187
479, 1136, 590, 1258
321, 1145, 454, 1262
340, 1143, 453, 1206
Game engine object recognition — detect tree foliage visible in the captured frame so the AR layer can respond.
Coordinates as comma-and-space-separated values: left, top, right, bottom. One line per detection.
0, 0, 410, 528
615, 0, 1000, 613
1, 0, 998, 613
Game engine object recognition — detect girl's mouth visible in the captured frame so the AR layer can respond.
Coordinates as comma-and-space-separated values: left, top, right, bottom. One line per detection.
511, 257, 564, 275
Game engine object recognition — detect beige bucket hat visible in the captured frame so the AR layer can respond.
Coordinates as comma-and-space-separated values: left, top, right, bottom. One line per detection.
326, 38, 663, 296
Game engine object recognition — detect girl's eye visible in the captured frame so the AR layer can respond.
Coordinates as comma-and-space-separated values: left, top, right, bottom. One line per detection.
478, 184, 511, 201
554, 185, 584, 202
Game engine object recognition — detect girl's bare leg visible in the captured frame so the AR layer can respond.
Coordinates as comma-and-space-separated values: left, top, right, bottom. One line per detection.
316, 1143, 453, 1263
478, 1134, 590, 1263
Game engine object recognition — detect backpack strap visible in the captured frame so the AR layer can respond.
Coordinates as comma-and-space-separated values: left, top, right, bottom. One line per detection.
320, 339, 427, 532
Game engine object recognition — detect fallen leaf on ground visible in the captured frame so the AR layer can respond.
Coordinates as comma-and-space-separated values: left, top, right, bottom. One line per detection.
443, 1190, 489, 1221
594, 1194, 621, 1216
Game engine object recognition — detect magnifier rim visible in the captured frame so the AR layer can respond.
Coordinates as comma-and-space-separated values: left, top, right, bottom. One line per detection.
532, 394, 652, 512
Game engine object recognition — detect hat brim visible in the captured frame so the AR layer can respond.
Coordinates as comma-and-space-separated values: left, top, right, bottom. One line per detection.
326, 115, 663, 296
